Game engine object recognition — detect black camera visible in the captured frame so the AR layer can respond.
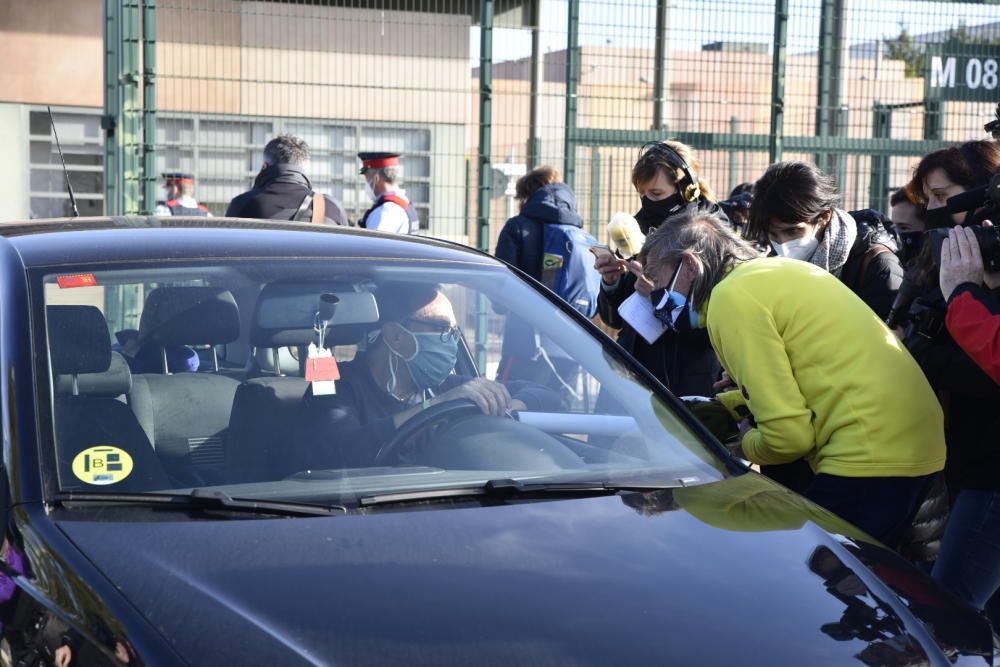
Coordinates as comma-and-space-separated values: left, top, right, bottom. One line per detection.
926, 222, 1000, 273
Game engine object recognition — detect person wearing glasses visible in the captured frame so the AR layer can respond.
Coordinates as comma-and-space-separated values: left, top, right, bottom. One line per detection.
304, 282, 559, 467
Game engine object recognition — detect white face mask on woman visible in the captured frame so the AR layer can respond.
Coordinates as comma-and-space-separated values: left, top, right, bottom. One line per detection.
771, 236, 819, 261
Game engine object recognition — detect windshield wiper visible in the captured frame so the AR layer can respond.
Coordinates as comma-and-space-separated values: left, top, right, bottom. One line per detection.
51, 489, 347, 517
359, 477, 689, 507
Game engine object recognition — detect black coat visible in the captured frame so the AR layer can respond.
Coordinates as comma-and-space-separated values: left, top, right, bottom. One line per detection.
226, 163, 350, 226
839, 209, 903, 320
494, 183, 584, 281
596, 200, 725, 397
904, 284, 1000, 494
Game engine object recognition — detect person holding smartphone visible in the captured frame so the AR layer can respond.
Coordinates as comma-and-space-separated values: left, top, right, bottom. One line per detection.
594, 141, 728, 395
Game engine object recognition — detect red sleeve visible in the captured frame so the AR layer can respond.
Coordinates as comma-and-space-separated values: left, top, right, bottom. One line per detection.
946, 283, 1000, 385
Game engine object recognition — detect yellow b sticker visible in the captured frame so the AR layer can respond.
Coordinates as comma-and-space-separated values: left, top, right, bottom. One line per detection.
71, 446, 134, 486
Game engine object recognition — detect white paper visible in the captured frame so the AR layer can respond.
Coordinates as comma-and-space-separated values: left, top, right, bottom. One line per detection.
617, 292, 668, 345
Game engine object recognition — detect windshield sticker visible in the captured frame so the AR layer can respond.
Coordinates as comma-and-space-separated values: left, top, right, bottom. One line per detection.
71, 446, 134, 485
56, 274, 99, 289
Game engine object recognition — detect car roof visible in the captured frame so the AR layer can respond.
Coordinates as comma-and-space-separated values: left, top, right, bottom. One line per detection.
0, 217, 499, 269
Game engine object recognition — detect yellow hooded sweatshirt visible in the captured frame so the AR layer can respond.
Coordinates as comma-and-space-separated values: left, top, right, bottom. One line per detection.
709, 257, 945, 478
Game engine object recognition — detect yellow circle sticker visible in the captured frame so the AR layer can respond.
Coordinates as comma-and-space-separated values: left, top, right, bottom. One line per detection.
71, 446, 134, 486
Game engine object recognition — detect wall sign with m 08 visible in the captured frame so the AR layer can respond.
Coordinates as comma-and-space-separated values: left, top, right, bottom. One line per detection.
925, 44, 1000, 103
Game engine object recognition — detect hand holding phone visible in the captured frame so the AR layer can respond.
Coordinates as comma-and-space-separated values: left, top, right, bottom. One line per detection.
591, 245, 628, 285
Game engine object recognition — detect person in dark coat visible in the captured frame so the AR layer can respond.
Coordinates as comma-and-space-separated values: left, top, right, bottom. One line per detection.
746, 161, 903, 320
226, 134, 350, 226
494, 166, 582, 394
901, 140, 1000, 620
593, 141, 725, 397
495, 166, 581, 285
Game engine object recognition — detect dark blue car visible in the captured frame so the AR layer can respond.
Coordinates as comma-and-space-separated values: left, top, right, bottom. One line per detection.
0, 217, 994, 666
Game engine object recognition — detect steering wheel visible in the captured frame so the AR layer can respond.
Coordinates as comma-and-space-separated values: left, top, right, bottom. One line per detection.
373, 399, 488, 466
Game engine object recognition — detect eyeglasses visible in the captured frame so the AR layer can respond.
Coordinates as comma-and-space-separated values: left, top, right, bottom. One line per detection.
403, 318, 462, 343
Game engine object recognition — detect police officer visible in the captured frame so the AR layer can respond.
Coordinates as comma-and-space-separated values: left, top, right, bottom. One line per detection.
154, 172, 211, 216
358, 152, 419, 234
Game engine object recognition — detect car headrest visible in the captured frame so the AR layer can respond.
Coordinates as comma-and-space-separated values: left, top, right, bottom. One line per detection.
139, 287, 240, 346
47, 306, 112, 375
251, 284, 380, 348
56, 352, 132, 397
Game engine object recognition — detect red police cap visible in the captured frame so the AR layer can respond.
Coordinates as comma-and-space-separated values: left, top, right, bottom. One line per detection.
163, 172, 195, 185
358, 152, 401, 173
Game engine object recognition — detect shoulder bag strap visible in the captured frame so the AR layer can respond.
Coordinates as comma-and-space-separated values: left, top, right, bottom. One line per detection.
311, 191, 326, 224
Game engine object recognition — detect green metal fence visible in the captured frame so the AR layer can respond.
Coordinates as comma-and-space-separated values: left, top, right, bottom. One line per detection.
103, 0, 1000, 248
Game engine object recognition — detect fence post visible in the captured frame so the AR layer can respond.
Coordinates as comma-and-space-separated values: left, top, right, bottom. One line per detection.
563, 0, 580, 188
103, 0, 120, 216
769, 0, 788, 164
141, 0, 157, 215
476, 0, 494, 372
728, 116, 738, 193
121, 0, 143, 215
527, 0, 544, 169
652, 0, 671, 131
870, 104, 891, 211
589, 146, 601, 238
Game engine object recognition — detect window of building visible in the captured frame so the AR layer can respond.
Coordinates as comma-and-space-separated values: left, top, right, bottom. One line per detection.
28, 109, 105, 219
158, 116, 433, 229
27, 110, 433, 231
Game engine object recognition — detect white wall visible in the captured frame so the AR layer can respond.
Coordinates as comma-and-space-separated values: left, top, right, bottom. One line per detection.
0, 103, 30, 222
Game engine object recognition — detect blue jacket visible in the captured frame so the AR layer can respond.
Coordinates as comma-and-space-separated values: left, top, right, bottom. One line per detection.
495, 183, 584, 282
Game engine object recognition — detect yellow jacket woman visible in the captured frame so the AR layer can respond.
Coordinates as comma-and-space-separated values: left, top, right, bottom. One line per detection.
639, 208, 945, 547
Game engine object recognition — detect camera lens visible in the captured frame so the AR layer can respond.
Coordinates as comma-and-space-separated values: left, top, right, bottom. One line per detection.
974, 225, 1000, 273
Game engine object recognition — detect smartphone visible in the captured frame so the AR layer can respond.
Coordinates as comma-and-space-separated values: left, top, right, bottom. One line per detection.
588, 244, 615, 262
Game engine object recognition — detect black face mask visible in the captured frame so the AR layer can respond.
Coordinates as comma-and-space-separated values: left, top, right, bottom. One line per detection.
924, 206, 958, 229
637, 194, 687, 232
897, 231, 925, 265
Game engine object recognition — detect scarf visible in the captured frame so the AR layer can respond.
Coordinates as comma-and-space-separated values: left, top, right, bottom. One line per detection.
808, 208, 857, 277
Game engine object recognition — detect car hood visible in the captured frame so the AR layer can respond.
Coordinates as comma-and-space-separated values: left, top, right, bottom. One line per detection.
57, 473, 991, 666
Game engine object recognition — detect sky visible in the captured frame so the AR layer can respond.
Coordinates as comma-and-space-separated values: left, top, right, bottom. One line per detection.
470, 0, 1000, 64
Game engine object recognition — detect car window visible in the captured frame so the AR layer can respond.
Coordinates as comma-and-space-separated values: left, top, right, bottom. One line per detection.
38, 258, 726, 507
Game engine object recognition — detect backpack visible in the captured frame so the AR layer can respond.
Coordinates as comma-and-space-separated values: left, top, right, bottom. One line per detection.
540, 224, 601, 318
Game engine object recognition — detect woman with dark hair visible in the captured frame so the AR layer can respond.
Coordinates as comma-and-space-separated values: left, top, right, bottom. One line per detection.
911, 139, 1000, 228
640, 208, 945, 546
746, 161, 903, 320
899, 139, 1000, 620
593, 141, 726, 395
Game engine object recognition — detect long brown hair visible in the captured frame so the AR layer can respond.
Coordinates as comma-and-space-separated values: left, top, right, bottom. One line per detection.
908, 140, 1000, 203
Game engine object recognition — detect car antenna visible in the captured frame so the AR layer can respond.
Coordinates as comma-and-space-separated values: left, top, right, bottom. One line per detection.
47, 105, 80, 218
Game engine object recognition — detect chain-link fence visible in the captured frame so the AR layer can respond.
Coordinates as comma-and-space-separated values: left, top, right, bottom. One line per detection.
102, 0, 1000, 247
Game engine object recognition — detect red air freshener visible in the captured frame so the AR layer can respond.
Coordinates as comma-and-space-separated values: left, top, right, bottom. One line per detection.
305, 355, 340, 383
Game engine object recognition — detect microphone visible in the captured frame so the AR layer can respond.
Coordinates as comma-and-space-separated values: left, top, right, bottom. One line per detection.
608, 212, 646, 259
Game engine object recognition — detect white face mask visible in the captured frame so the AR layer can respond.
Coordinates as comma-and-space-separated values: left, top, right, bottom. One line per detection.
161, 187, 173, 202
771, 236, 819, 261
364, 178, 377, 202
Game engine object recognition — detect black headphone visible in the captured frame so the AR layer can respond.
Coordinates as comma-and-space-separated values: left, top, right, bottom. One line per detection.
639, 141, 701, 203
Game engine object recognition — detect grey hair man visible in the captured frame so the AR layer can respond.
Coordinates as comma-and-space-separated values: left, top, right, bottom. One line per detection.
225, 134, 350, 226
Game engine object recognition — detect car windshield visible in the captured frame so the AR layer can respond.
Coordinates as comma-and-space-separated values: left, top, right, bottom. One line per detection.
38, 256, 726, 508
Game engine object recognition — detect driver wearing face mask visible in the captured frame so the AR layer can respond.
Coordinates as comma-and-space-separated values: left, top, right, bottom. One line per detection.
357, 152, 419, 234
299, 283, 560, 468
